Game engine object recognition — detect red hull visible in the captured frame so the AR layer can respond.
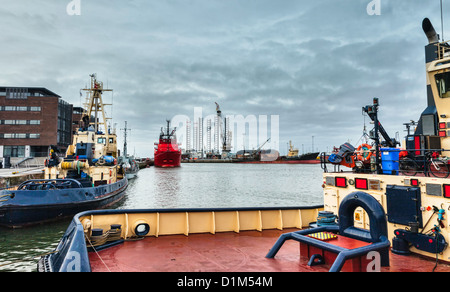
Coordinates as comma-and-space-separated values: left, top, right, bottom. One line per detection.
154, 150, 181, 167
154, 120, 181, 167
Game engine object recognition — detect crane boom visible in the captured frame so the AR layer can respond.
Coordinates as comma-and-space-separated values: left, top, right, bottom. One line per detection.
252, 138, 270, 155
362, 99, 399, 148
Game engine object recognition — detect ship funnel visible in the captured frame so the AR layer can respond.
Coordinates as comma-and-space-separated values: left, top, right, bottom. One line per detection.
422, 18, 439, 44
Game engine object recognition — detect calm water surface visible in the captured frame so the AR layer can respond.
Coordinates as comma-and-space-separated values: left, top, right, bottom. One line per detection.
0, 163, 324, 272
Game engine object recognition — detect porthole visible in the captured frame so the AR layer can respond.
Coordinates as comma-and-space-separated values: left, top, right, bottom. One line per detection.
134, 223, 150, 236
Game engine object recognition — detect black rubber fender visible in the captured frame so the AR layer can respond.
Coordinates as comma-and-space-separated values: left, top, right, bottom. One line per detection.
338, 191, 388, 243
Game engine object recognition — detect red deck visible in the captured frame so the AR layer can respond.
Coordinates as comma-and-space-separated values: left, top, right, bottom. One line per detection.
89, 229, 450, 272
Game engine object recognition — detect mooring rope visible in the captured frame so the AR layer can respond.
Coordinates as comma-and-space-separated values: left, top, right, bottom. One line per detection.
85, 234, 111, 272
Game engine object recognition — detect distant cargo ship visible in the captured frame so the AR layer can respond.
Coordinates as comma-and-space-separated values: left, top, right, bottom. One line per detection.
282, 152, 320, 164
233, 151, 319, 164
233, 140, 319, 164
282, 141, 319, 164
154, 120, 181, 167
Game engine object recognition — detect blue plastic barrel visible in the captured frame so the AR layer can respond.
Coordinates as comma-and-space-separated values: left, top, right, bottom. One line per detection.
381, 148, 400, 175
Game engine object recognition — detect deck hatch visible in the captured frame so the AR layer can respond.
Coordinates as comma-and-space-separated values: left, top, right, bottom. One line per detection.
386, 185, 422, 228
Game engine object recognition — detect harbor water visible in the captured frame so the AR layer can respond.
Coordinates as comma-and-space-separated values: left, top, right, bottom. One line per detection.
0, 163, 324, 272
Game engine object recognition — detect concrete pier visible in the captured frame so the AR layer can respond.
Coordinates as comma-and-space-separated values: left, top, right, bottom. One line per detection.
0, 167, 44, 189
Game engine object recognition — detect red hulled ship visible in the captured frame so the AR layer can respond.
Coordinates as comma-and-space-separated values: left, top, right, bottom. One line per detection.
154, 120, 181, 167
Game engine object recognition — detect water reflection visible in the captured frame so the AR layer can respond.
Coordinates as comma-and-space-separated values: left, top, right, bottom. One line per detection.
154, 167, 181, 208
0, 220, 69, 272
120, 163, 324, 209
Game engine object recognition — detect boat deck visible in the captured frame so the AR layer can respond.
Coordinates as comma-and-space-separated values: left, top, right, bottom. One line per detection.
88, 229, 450, 272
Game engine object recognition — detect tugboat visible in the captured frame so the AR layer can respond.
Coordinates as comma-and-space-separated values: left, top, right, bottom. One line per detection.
118, 121, 139, 180
0, 74, 127, 228
154, 120, 181, 167
120, 157, 139, 180
40, 18, 450, 272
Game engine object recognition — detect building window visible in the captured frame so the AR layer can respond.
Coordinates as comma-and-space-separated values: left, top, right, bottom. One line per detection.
57, 100, 72, 146
0, 106, 41, 112
30, 146, 48, 157
3, 146, 25, 158
6, 88, 28, 99
0, 133, 40, 139
0, 120, 41, 125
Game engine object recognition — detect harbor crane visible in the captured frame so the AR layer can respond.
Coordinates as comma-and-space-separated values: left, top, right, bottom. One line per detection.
215, 102, 231, 157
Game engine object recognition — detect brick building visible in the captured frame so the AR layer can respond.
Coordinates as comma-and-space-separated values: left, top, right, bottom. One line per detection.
0, 87, 73, 167
72, 106, 84, 135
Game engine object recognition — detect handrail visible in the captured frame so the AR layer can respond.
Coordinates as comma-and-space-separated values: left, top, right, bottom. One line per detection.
437, 41, 450, 60
17, 178, 83, 190
265, 227, 390, 272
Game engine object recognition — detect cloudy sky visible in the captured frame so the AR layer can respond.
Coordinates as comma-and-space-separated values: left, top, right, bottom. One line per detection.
0, 0, 448, 157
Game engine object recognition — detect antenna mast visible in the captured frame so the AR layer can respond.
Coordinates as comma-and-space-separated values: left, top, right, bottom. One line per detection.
441, 0, 445, 40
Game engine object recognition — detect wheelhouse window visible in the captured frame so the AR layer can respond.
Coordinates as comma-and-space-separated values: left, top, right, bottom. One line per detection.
436, 72, 450, 98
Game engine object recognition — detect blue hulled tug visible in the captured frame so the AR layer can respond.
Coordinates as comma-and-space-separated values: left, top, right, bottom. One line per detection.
0, 74, 127, 228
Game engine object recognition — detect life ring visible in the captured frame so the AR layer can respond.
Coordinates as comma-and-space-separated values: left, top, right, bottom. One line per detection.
399, 150, 408, 159
356, 144, 372, 163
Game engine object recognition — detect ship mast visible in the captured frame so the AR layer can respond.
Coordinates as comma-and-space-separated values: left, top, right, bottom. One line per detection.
167, 120, 171, 136
81, 74, 113, 133
121, 121, 131, 157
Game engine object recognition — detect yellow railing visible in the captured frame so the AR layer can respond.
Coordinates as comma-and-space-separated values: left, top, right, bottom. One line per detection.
437, 41, 450, 60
